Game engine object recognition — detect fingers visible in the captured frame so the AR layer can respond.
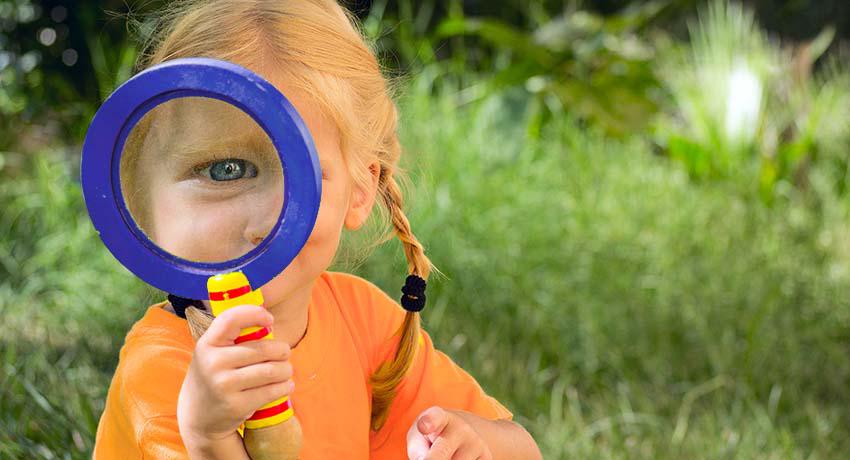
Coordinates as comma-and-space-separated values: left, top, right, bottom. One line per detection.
440, 424, 491, 460
409, 407, 452, 460
446, 445, 482, 460
408, 408, 492, 460
241, 380, 294, 411
229, 360, 293, 391
201, 305, 274, 347
423, 428, 461, 460
219, 339, 291, 368
407, 421, 432, 460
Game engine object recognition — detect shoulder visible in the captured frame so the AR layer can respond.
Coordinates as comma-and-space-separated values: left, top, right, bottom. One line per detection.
320, 271, 405, 322
319, 272, 407, 368
113, 305, 194, 420
320, 271, 393, 300
96, 304, 193, 455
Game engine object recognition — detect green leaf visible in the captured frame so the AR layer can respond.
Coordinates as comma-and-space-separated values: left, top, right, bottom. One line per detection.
435, 17, 554, 66
667, 134, 711, 178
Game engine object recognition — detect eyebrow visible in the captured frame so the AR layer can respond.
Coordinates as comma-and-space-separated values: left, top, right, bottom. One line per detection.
168, 132, 278, 164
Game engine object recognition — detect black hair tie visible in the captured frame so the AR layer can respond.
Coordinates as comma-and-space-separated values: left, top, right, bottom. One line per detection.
167, 293, 205, 319
400, 274, 427, 312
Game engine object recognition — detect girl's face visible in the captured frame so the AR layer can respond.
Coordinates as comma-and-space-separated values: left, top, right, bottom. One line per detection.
126, 76, 377, 303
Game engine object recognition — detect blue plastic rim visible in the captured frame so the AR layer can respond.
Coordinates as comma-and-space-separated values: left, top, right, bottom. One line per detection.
81, 57, 322, 299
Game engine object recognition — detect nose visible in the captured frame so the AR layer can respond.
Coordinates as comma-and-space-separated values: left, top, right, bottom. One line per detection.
244, 210, 278, 246
243, 193, 283, 247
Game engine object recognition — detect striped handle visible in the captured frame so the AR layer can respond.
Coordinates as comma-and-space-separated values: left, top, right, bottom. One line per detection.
208, 272, 295, 429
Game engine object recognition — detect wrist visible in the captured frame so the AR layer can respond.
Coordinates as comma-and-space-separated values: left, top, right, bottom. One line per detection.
183, 430, 244, 458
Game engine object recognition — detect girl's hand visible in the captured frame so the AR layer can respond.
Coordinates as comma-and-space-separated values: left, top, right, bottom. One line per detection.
406, 406, 493, 460
177, 305, 294, 448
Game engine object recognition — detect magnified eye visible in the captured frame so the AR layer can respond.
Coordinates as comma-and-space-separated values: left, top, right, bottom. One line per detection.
199, 158, 258, 181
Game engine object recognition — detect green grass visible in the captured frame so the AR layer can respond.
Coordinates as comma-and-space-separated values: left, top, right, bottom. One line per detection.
3, 80, 850, 458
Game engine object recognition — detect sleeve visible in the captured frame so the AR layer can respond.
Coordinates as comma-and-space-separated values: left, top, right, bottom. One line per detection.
94, 332, 193, 460
94, 401, 189, 460
139, 415, 189, 459
362, 279, 513, 455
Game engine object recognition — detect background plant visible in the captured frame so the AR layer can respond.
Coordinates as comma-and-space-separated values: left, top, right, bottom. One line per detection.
432, 1, 666, 138
653, 1, 850, 201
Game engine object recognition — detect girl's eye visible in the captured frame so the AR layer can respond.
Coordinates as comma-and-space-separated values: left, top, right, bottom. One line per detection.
198, 159, 258, 182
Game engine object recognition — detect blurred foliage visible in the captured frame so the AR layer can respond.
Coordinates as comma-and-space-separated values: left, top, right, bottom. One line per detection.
361, 0, 668, 136
0, 148, 151, 457
0, 0, 136, 151
432, 2, 666, 137
653, 1, 850, 202
5, 81, 850, 457
1, 0, 848, 151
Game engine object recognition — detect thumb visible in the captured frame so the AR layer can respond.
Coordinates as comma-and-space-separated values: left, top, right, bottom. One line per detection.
202, 304, 273, 347
408, 407, 449, 459
417, 406, 449, 436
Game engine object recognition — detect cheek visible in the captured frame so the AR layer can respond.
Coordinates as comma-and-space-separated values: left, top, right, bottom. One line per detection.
291, 178, 350, 265
146, 187, 248, 262
260, 180, 348, 299
304, 181, 347, 250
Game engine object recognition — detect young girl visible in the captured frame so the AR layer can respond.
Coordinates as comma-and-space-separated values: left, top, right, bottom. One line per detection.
94, 1, 542, 459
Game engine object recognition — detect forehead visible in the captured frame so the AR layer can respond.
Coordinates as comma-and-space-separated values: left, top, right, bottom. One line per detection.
152, 97, 268, 139
143, 74, 341, 164
248, 61, 343, 155
264, 76, 342, 157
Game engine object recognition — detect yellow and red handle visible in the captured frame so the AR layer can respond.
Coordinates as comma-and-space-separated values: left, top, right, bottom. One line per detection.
208, 272, 294, 429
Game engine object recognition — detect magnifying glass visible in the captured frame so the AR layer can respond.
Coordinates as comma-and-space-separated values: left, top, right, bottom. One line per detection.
81, 57, 318, 458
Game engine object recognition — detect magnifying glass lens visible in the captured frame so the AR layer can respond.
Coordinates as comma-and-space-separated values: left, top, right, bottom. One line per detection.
119, 96, 284, 263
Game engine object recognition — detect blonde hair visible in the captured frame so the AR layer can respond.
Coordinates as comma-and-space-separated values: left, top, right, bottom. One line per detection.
135, 0, 433, 431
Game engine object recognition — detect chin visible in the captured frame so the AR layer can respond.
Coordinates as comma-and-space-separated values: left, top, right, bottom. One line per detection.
256, 236, 340, 306
258, 261, 321, 307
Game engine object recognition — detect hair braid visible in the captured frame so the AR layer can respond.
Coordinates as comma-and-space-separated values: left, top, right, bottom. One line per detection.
368, 172, 433, 431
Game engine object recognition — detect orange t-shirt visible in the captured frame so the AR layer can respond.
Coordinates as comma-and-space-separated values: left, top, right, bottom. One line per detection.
94, 271, 512, 459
